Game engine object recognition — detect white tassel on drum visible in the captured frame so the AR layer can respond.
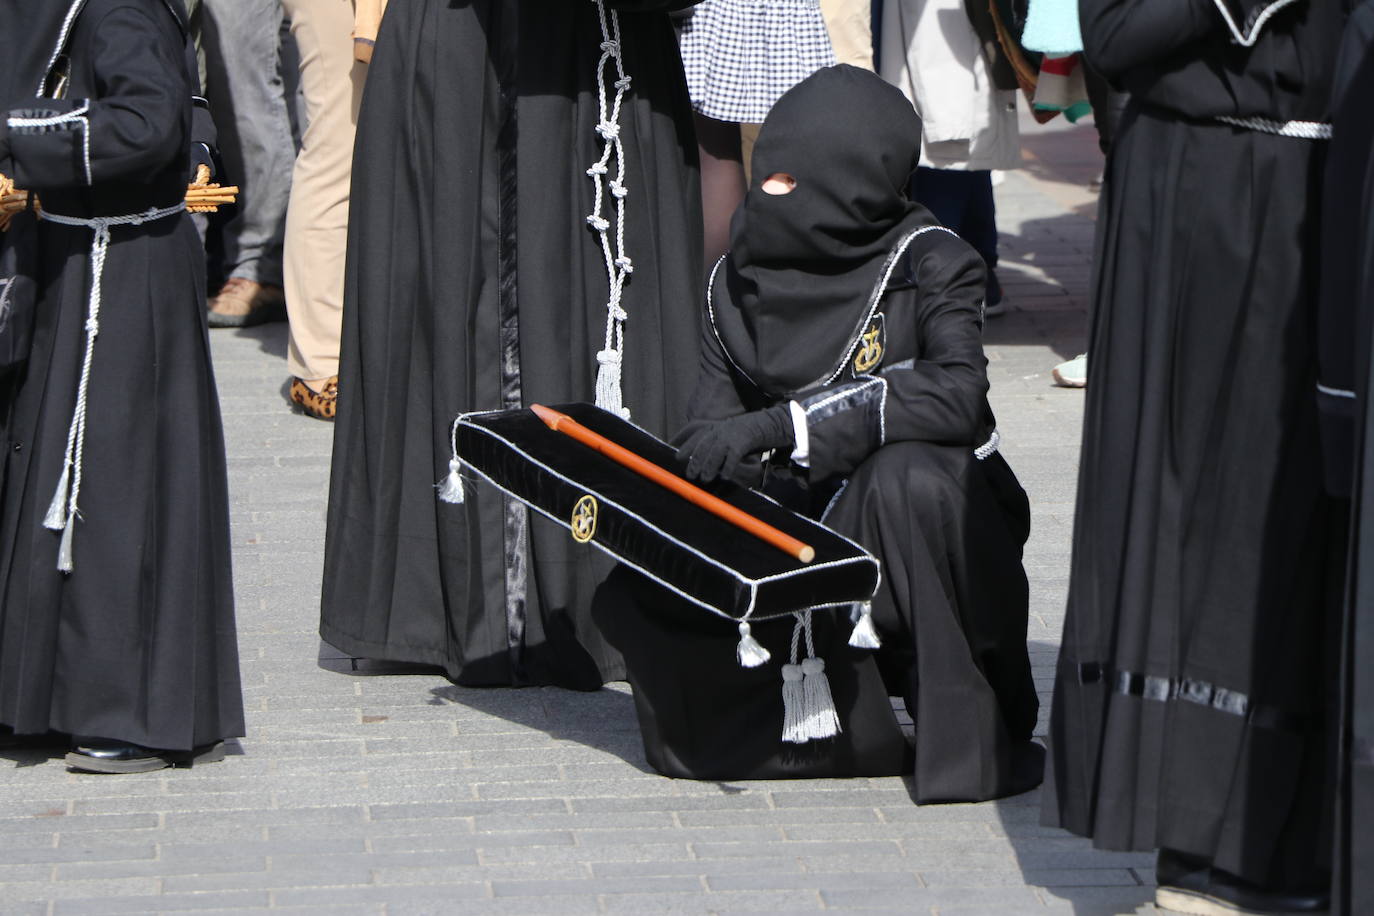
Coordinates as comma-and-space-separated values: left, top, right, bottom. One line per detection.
438, 418, 467, 505
848, 601, 881, 649
780, 611, 841, 743
736, 620, 771, 667
781, 663, 807, 744
800, 657, 841, 740
437, 457, 465, 505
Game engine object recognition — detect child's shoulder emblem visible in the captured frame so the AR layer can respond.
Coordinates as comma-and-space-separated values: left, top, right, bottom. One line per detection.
853, 313, 885, 375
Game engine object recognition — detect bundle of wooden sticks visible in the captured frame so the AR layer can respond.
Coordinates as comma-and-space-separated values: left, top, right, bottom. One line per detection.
0, 165, 238, 232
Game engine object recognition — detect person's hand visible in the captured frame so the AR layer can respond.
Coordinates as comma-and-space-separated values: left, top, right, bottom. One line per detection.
675, 405, 794, 483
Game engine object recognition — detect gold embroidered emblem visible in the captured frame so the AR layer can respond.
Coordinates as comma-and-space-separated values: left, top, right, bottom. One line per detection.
853, 322, 884, 373
570, 495, 598, 543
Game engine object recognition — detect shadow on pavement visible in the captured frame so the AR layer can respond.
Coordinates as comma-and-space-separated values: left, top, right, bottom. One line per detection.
427, 681, 654, 774
230, 320, 289, 359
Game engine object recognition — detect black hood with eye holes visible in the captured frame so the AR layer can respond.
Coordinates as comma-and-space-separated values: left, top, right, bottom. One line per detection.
715, 64, 938, 396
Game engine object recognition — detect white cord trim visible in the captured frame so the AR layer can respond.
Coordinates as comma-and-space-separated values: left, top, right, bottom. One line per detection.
1216, 116, 1332, 139
822, 226, 956, 388
7, 102, 89, 130
802, 377, 885, 418
974, 429, 1001, 461
588, 0, 635, 419
36, 0, 89, 97
1317, 382, 1357, 399
1209, 0, 1300, 47
10, 102, 93, 186
705, 254, 758, 385
37, 202, 186, 572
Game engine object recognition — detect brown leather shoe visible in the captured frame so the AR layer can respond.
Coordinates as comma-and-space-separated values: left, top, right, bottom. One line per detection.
207, 278, 287, 328
290, 376, 338, 420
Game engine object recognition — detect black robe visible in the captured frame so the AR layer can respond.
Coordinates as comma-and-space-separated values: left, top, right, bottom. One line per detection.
0, 0, 242, 751
320, 1, 703, 688
597, 226, 1043, 801
1320, 3, 1374, 911
1043, 0, 1345, 889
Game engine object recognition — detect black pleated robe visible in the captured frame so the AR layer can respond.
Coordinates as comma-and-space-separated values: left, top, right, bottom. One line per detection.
0, 0, 242, 751
1043, 0, 1346, 889
1320, 3, 1374, 911
597, 228, 1043, 800
320, 1, 703, 688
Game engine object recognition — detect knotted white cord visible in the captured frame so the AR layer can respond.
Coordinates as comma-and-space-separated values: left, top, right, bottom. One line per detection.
588, 0, 634, 419
39, 202, 186, 572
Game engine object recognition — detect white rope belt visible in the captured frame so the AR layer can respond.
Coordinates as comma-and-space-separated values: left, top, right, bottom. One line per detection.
1215, 116, 1332, 140
974, 429, 1000, 461
38, 202, 186, 572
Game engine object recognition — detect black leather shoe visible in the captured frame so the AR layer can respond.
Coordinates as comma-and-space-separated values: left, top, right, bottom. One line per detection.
65, 738, 226, 774
1155, 849, 1330, 915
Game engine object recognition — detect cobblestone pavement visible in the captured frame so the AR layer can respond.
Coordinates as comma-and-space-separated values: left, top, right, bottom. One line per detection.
0, 115, 1158, 915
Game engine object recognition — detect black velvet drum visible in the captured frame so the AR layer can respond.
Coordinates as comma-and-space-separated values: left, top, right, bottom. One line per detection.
450, 403, 880, 624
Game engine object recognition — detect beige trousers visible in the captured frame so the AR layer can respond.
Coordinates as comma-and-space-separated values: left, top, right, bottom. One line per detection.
280, 0, 366, 386
819, 0, 873, 70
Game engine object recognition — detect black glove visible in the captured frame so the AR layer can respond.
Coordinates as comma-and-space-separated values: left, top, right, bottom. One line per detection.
675, 404, 795, 483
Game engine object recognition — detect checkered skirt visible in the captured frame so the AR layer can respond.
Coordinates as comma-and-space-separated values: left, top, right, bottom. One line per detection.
678, 0, 837, 124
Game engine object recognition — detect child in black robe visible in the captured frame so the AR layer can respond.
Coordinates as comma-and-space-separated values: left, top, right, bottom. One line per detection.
0, 0, 242, 772
595, 65, 1042, 802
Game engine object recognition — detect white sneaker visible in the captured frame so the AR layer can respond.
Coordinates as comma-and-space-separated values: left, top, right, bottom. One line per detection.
1052, 353, 1087, 388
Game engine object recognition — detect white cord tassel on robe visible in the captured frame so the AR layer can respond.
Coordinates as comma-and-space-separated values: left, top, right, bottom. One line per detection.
39, 203, 184, 572
587, 0, 634, 419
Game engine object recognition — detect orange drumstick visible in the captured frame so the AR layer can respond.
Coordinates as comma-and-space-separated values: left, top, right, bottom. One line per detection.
530, 404, 815, 564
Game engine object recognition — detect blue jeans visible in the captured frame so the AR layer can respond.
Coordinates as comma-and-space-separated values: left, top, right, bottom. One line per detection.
202, 0, 297, 286
910, 167, 1001, 306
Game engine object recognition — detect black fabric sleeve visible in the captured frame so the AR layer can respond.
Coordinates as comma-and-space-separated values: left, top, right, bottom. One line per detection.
4, 5, 188, 190
190, 93, 216, 177
678, 309, 752, 437
1079, 0, 1219, 80
799, 237, 991, 483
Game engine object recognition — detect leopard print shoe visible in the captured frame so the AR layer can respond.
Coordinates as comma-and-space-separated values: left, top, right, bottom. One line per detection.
290, 376, 339, 421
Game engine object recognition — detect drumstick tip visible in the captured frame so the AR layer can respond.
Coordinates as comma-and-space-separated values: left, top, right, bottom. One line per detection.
798, 545, 815, 564
530, 403, 565, 430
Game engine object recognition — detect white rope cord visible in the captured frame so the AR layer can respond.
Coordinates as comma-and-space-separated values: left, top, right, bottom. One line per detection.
974, 428, 1001, 461
587, 0, 634, 419
1216, 116, 1332, 140
39, 202, 186, 572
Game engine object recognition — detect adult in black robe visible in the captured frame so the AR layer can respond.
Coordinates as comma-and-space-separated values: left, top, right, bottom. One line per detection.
1318, 3, 1374, 911
0, 0, 243, 765
1043, 0, 1346, 905
596, 66, 1042, 801
319, 0, 703, 689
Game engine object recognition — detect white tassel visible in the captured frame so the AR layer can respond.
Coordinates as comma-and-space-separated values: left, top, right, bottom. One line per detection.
595, 348, 628, 419
56, 517, 74, 573
735, 621, 771, 667
781, 663, 807, 743
848, 602, 881, 650
43, 464, 70, 531
800, 657, 841, 740
436, 458, 465, 504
